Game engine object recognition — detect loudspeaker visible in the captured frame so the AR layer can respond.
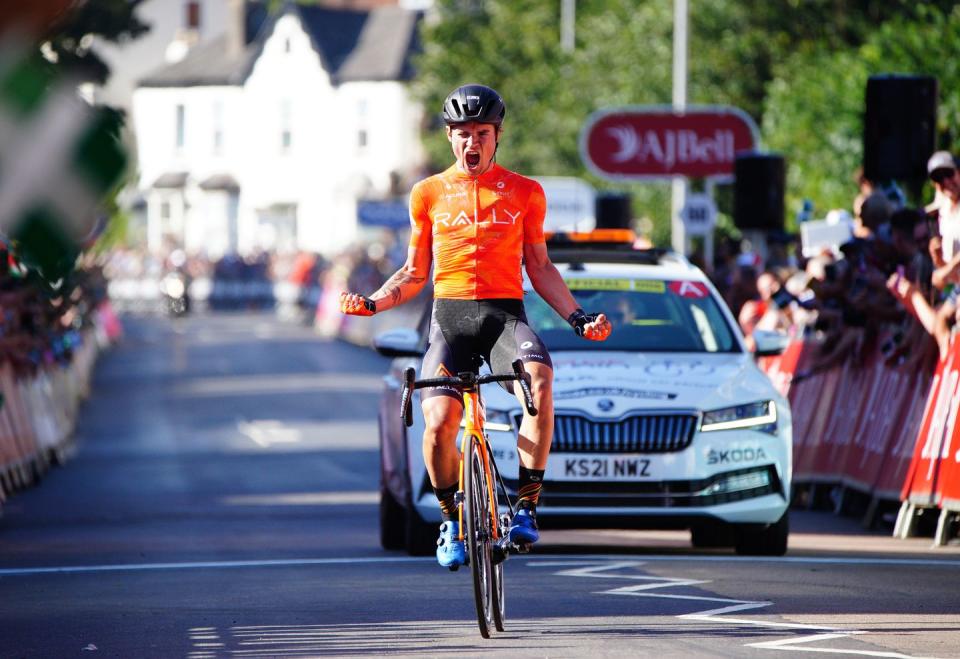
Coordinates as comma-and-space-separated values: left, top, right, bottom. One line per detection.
594, 192, 632, 230
734, 153, 785, 231
863, 74, 938, 182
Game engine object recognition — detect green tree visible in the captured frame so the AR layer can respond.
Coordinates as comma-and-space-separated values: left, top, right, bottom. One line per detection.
412, 0, 958, 246
763, 4, 960, 223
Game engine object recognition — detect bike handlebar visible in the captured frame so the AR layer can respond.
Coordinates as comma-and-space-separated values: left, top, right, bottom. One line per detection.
400, 359, 538, 427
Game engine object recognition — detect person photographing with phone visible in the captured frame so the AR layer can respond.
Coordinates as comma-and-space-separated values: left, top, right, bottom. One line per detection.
340, 84, 612, 568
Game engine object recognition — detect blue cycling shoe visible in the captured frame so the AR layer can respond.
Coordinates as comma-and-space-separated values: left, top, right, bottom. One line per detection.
436, 521, 466, 569
508, 507, 539, 545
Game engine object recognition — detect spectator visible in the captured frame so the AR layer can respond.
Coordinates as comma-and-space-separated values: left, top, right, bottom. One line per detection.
891, 152, 960, 358
883, 208, 939, 369
738, 271, 792, 351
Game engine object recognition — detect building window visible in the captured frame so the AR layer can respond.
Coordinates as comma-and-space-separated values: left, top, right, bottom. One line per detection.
185, 1, 201, 30
280, 100, 292, 153
212, 100, 223, 155
175, 104, 185, 150
160, 201, 171, 220
284, 37, 292, 53
357, 99, 368, 153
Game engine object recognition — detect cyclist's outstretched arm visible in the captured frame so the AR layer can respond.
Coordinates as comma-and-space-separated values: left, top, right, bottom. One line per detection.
340, 244, 431, 316
523, 242, 611, 341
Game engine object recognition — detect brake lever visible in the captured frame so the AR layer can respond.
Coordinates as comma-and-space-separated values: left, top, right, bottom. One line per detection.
400, 367, 416, 427
511, 359, 538, 417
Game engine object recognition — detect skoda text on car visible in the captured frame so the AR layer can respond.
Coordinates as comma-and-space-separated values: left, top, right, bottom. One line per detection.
375, 232, 792, 556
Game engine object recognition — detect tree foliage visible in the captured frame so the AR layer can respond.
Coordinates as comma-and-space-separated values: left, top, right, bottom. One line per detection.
45, 0, 150, 85
763, 4, 960, 222
413, 0, 959, 245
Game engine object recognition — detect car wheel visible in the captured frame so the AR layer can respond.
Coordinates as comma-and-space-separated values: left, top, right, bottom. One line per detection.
405, 501, 439, 556
734, 511, 789, 556
380, 486, 406, 551
690, 523, 734, 548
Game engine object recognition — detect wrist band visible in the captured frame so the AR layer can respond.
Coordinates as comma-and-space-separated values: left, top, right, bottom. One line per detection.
567, 308, 586, 328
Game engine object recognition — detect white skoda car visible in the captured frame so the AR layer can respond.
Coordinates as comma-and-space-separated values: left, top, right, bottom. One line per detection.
375, 240, 792, 556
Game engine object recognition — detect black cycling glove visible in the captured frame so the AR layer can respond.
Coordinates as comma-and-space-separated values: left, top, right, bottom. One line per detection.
567, 308, 600, 337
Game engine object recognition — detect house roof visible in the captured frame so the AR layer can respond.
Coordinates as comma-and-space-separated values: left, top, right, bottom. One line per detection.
199, 174, 240, 191
138, 2, 420, 88
152, 171, 189, 188
300, 5, 419, 82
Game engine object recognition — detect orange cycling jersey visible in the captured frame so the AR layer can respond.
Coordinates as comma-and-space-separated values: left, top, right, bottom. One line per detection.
409, 163, 546, 300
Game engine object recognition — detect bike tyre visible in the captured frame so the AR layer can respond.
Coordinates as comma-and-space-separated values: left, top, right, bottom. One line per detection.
465, 435, 494, 638
491, 521, 506, 632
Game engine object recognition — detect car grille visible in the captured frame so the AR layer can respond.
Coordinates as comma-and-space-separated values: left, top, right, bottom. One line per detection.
517, 413, 698, 453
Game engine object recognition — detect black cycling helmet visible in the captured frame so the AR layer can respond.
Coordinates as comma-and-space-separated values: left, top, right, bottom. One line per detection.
442, 84, 505, 126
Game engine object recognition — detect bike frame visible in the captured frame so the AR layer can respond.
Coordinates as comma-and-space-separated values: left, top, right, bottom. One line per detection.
457, 387, 501, 543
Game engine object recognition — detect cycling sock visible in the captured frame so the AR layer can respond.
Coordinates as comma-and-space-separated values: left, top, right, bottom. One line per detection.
517, 466, 544, 510
433, 483, 458, 521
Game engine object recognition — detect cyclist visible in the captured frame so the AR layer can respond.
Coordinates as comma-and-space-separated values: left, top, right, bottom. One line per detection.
341, 84, 611, 567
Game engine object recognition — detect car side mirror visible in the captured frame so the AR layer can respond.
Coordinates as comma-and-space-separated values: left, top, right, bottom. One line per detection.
373, 327, 424, 358
753, 329, 790, 357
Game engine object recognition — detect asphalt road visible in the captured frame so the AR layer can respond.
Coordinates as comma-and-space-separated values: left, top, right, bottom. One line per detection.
0, 312, 957, 659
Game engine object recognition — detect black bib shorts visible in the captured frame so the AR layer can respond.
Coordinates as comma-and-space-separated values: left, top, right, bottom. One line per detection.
420, 298, 552, 402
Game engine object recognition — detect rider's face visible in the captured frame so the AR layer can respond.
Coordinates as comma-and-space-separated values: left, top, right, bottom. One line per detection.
447, 122, 500, 176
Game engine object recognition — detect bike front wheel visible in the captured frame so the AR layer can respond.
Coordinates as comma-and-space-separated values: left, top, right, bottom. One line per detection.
465, 435, 494, 638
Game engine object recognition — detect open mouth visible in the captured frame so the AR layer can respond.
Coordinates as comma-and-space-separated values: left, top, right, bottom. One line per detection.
465, 151, 481, 168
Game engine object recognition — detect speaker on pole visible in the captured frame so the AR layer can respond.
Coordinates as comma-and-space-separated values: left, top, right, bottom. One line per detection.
863, 74, 938, 183
594, 192, 632, 230
733, 152, 785, 231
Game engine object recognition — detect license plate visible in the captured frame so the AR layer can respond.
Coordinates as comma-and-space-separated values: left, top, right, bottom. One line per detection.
551, 456, 653, 480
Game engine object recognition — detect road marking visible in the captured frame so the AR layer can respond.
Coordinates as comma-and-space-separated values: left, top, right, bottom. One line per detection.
547, 560, 933, 658
1, 553, 957, 578
528, 554, 960, 567
237, 419, 301, 447
0, 556, 429, 577
747, 633, 927, 657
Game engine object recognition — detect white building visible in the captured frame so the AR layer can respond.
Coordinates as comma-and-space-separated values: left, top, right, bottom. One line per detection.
90, 0, 233, 115
132, 1, 424, 258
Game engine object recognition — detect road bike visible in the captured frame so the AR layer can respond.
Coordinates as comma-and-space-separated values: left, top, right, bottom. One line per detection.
400, 359, 538, 638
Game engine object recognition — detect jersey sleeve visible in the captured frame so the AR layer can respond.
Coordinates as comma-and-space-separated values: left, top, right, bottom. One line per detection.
408, 181, 432, 251
523, 180, 547, 245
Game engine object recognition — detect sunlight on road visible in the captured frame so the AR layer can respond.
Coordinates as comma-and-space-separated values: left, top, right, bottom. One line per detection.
220, 491, 379, 506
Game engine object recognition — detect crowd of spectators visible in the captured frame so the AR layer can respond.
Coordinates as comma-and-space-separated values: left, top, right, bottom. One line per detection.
0, 248, 110, 379
713, 152, 960, 378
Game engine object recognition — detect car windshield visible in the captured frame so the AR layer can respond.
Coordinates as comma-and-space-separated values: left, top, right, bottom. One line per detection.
524, 278, 741, 353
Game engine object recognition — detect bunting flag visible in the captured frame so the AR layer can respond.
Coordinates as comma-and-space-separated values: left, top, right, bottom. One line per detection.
0, 43, 126, 282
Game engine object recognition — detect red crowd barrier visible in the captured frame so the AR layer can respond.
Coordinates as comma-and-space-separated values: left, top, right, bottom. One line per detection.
758, 337, 935, 506
900, 338, 960, 512
763, 332, 960, 544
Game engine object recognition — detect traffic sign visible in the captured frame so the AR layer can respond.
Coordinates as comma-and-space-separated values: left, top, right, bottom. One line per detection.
680, 194, 717, 235
580, 105, 758, 181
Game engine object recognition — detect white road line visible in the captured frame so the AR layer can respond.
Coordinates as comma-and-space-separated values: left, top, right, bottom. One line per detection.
527, 555, 960, 567
2, 553, 958, 577
747, 634, 932, 658
549, 560, 934, 659
0, 556, 429, 577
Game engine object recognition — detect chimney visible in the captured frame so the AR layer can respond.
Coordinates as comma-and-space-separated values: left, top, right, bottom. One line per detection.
227, 0, 246, 58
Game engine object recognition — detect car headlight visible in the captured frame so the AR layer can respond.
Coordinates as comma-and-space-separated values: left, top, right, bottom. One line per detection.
462, 409, 514, 433
700, 400, 777, 434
